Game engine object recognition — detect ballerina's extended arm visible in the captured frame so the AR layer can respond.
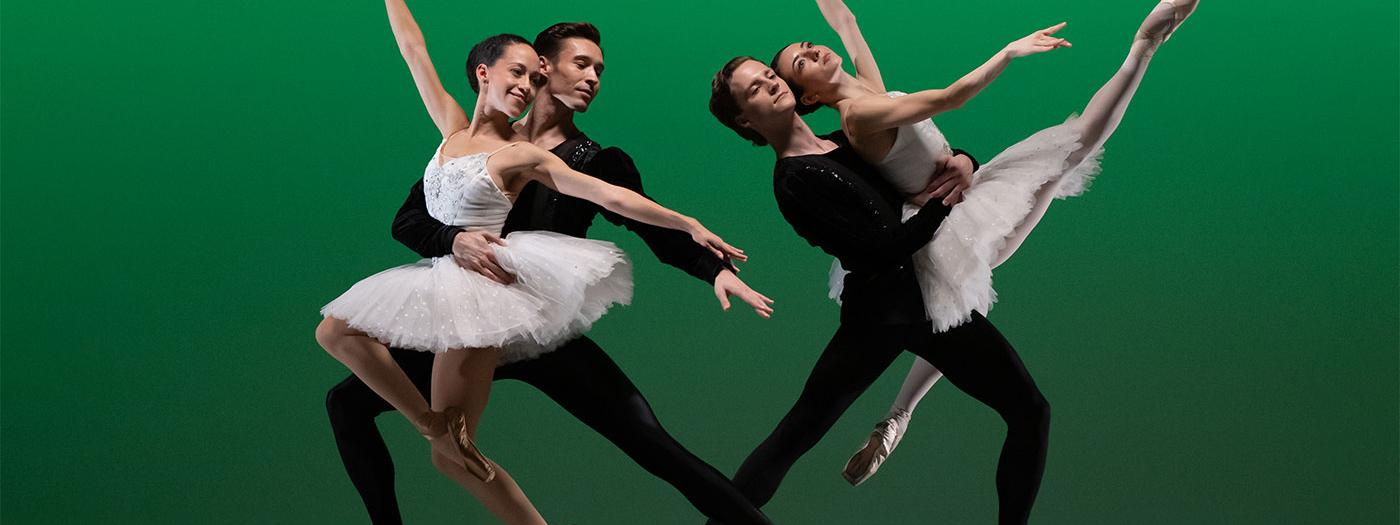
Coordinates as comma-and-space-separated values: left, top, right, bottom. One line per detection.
384, 0, 470, 138
816, 0, 887, 92
495, 144, 747, 263
841, 23, 1072, 137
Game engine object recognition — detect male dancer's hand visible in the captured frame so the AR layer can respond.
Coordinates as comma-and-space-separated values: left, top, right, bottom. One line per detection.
452, 230, 515, 285
915, 153, 976, 207
714, 270, 775, 319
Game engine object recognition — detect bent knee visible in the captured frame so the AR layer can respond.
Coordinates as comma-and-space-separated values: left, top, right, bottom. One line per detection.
315, 317, 348, 352
1015, 394, 1051, 429
325, 379, 368, 420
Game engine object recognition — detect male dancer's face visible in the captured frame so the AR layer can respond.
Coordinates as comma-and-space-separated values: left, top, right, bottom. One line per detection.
726, 59, 797, 141
540, 38, 604, 112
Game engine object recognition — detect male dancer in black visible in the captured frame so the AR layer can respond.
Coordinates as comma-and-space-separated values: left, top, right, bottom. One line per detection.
324, 20, 774, 525
707, 57, 1050, 524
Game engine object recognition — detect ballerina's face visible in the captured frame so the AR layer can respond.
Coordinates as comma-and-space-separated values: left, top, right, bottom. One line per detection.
475, 43, 547, 118
772, 41, 843, 103
727, 59, 797, 129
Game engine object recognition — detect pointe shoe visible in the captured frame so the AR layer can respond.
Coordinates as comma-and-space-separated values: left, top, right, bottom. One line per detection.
421, 408, 497, 483
1136, 0, 1200, 45
841, 409, 911, 486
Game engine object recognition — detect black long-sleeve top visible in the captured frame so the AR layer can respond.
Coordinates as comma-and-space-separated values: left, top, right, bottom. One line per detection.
390, 134, 728, 284
773, 132, 966, 326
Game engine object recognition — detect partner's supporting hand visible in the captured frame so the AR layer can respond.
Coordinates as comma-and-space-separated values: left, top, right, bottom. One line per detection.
452, 230, 515, 285
713, 270, 776, 319
1004, 22, 1072, 58
912, 152, 976, 207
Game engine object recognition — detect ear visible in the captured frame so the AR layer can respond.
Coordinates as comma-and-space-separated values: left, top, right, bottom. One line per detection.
800, 92, 821, 107
735, 114, 752, 129
476, 63, 490, 86
537, 55, 551, 74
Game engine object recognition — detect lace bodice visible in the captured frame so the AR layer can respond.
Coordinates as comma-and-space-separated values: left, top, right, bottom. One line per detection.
422, 146, 513, 235
877, 91, 955, 195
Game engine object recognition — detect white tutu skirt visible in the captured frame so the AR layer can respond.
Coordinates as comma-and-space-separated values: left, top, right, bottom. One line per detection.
830, 115, 1104, 332
321, 231, 632, 363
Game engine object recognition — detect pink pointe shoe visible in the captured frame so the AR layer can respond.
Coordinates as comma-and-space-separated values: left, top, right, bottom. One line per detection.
1137, 0, 1201, 45
842, 409, 911, 486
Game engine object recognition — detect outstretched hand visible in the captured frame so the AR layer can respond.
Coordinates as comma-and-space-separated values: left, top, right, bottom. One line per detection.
687, 220, 748, 263
1004, 22, 1072, 58
713, 270, 775, 318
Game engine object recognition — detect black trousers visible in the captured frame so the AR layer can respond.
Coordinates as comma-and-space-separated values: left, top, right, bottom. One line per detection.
324, 336, 771, 525
720, 312, 1050, 525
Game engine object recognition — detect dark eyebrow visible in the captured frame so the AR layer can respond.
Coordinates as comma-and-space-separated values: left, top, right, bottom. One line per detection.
790, 44, 808, 71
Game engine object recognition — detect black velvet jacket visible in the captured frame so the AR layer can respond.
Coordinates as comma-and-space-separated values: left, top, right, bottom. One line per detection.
390, 134, 728, 284
772, 132, 977, 326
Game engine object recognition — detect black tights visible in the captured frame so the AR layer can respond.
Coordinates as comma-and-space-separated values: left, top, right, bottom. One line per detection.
324, 336, 770, 525
720, 312, 1050, 525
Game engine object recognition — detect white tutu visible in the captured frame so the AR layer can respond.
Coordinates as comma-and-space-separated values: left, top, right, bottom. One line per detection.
321, 231, 632, 362
830, 115, 1103, 331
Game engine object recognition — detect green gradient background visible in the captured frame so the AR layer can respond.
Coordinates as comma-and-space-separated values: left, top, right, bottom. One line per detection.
3, 0, 1396, 523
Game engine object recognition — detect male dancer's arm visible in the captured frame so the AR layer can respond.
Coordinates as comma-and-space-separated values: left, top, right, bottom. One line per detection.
389, 179, 519, 284
389, 179, 459, 258
775, 160, 952, 274
588, 148, 729, 284
952, 149, 980, 172
588, 147, 774, 316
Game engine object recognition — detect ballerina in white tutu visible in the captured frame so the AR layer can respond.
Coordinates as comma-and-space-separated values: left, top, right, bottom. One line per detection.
768, 0, 1199, 485
314, 33, 744, 524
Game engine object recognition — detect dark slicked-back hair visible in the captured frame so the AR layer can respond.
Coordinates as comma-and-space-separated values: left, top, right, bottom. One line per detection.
770, 44, 822, 116
709, 56, 767, 147
465, 33, 532, 93
533, 22, 602, 61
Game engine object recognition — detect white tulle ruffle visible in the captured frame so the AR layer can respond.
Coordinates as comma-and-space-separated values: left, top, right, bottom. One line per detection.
830, 115, 1103, 332
321, 231, 632, 362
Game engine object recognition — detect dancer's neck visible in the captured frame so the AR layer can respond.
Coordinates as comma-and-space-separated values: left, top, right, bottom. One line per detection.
768, 113, 837, 159
516, 89, 581, 151
466, 106, 518, 143
825, 71, 882, 106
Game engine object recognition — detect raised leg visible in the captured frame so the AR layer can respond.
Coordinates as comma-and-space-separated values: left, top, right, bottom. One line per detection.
993, 0, 1200, 267
316, 317, 436, 434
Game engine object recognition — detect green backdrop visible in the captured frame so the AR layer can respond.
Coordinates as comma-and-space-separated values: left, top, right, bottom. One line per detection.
3, 0, 1396, 523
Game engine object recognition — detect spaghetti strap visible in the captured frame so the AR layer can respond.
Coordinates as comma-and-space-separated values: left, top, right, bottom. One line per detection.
436, 128, 468, 159
486, 142, 523, 158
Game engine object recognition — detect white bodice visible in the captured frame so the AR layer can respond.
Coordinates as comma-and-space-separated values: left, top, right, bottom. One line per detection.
422, 147, 513, 235
877, 91, 955, 195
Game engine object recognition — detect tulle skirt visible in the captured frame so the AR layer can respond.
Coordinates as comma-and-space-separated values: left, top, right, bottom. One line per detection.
321, 231, 632, 363
830, 115, 1104, 332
